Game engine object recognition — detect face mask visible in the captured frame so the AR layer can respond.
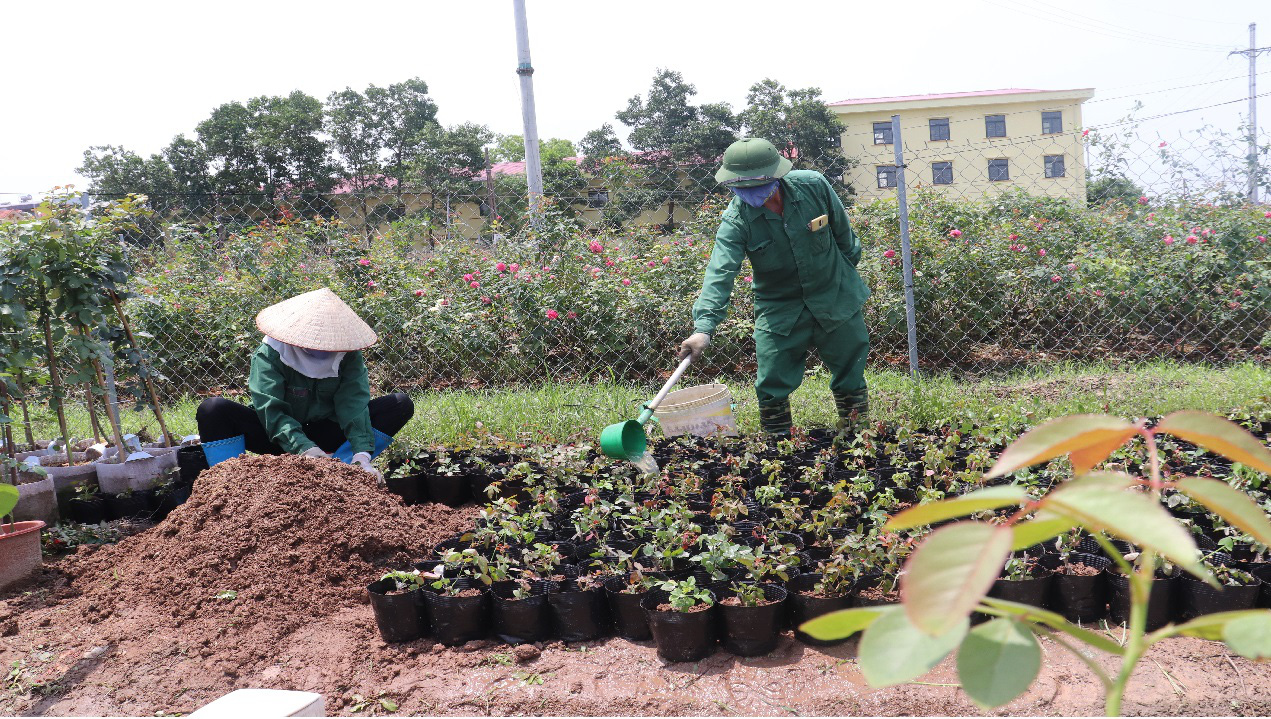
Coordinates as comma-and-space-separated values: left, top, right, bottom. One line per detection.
729, 180, 780, 208
301, 347, 334, 360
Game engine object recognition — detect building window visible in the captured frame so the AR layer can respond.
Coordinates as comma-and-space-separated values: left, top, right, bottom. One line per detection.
985, 114, 1007, 138
932, 161, 953, 185
1041, 111, 1063, 135
587, 189, 610, 208
825, 133, 842, 148
929, 118, 950, 142
876, 165, 898, 188
1044, 155, 1066, 178
873, 122, 893, 145
987, 158, 1010, 181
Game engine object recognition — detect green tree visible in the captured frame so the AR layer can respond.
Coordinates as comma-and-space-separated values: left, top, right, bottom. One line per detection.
367, 78, 439, 183
612, 69, 739, 229
407, 122, 493, 240
490, 135, 577, 164
77, 145, 175, 197
741, 78, 853, 188
244, 91, 334, 195
326, 86, 387, 190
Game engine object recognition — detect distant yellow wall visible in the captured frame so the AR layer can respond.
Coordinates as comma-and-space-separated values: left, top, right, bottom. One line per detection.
832, 90, 1094, 203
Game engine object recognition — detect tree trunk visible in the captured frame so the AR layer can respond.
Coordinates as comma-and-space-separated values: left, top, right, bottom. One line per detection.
78, 325, 129, 462
84, 383, 104, 443
110, 293, 172, 446
39, 299, 76, 468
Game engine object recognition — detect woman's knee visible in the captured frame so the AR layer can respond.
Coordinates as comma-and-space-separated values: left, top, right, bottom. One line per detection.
196, 396, 239, 424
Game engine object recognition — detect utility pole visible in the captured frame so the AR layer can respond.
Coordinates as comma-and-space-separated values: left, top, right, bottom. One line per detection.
1230, 22, 1271, 203
512, 0, 544, 219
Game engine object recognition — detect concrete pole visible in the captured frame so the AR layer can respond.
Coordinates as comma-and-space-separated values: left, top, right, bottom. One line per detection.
513, 0, 544, 217
890, 115, 919, 379
1249, 23, 1258, 203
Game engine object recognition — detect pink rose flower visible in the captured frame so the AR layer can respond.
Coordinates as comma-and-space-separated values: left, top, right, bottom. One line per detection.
1137, 196, 1148, 205
1186, 235, 1198, 245
662, 256, 671, 265
743, 276, 753, 283
883, 249, 896, 258
463, 273, 474, 282
470, 281, 480, 289
481, 296, 492, 304
1038, 249, 1047, 256
1067, 263, 1077, 271
1163, 235, 1175, 245
496, 262, 507, 272
1258, 235, 1267, 243
1050, 275, 1061, 283
588, 240, 603, 253
546, 309, 559, 320
366, 280, 377, 288
413, 289, 424, 297
949, 229, 962, 238
1008, 233, 1019, 240
510, 263, 521, 272
621, 278, 632, 286
358, 258, 371, 266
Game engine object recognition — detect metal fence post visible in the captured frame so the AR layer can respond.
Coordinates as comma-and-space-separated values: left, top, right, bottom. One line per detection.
890, 115, 919, 378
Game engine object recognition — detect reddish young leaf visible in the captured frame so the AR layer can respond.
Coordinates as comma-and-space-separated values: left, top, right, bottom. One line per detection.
1176, 477, 1271, 547
985, 415, 1138, 479
1155, 411, 1271, 474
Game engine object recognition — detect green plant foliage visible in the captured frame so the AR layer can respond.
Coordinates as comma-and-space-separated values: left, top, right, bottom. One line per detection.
857, 609, 968, 688
956, 619, 1042, 709
1222, 614, 1271, 661
885, 486, 1029, 530
900, 522, 1012, 635
0, 484, 17, 518
1155, 411, 1271, 474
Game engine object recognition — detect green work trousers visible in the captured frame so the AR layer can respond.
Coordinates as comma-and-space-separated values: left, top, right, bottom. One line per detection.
755, 307, 869, 433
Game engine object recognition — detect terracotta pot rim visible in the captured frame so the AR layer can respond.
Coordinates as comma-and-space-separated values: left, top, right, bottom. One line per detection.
0, 520, 47, 539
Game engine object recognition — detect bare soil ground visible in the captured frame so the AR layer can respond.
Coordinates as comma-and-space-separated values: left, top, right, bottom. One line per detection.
1, 454, 1268, 716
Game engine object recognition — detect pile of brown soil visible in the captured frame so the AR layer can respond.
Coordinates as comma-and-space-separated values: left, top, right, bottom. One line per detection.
62, 454, 475, 641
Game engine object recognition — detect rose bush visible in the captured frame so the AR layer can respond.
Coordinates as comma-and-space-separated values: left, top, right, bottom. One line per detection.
126, 189, 1269, 394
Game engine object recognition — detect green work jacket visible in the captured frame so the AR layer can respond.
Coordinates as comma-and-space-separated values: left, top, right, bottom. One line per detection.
248, 343, 374, 455
692, 170, 870, 338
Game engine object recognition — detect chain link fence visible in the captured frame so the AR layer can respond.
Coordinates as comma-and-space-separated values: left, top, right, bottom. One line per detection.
14, 119, 1269, 407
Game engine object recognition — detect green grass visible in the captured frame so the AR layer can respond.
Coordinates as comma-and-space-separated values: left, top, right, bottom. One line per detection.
12, 361, 1269, 449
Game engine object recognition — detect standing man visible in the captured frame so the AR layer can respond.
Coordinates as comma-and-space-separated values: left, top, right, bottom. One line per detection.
680, 138, 870, 440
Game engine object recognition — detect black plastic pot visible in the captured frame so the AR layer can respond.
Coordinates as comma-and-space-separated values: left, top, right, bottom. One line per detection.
491, 580, 553, 644
67, 496, 106, 524
717, 584, 787, 657
786, 573, 853, 646
367, 578, 428, 643
1247, 564, 1271, 609
425, 578, 490, 646
641, 588, 717, 662
547, 579, 609, 642
386, 472, 427, 506
1177, 575, 1262, 620
1108, 571, 1176, 631
427, 473, 469, 507
1051, 553, 1110, 623
604, 576, 652, 640
177, 445, 209, 485
103, 492, 150, 521
989, 572, 1053, 610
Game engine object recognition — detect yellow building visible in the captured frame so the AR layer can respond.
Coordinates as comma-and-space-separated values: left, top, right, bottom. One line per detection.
828, 88, 1096, 203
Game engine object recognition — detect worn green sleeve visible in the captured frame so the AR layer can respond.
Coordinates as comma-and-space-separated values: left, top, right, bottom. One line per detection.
249, 344, 316, 455
824, 176, 861, 267
333, 351, 374, 455
691, 213, 748, 336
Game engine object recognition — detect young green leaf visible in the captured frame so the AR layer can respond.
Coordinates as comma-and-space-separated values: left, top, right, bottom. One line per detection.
901, 523, 1012, 636
0, 484, 16, 518
1042, 474, 1211, 584
980, 597, 1124, 656
885, 486, 1030, 531
1155, 411, 1271, 474
956, 619, 1041, 709
858, 609, 969, 688
1166, 609, 1271, 641
798, 605, 898, 642
985, 415, 1138, 479
1010, 512, 1077, 551
1222, 612, 1271, 661
1175, 477, 1271, 547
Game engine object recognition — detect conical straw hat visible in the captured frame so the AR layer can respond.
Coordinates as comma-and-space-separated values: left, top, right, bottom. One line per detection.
255, 288, 377, 351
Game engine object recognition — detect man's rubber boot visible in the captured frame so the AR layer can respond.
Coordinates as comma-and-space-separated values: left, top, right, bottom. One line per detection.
758, 400, 793, 437
833, 390, 870, 446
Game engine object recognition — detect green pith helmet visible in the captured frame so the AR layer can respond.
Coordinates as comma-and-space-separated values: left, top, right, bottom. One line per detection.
714, 138, 793, 187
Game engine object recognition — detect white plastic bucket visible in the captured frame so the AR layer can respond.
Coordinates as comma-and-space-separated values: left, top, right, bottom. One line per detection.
653, 384, 738, 438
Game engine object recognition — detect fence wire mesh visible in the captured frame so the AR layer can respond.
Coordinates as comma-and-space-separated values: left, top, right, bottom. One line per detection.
6, 115, 1270, 413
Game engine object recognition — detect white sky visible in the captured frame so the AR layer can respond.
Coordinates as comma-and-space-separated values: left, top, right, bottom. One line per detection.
0, 0, 1266, 197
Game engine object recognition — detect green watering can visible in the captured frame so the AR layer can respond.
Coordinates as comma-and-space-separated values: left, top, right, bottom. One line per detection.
599, 356, 693, 460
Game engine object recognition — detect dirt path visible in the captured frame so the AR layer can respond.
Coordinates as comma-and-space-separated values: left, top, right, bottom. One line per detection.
3, 574, 1268, 717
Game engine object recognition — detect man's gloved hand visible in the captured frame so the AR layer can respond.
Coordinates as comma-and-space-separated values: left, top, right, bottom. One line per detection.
352, 452, 384, 486
300, 446, 328, 459
678, 332, 710, 362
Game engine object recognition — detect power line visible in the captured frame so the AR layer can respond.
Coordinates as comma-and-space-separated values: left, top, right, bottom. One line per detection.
978, 0, 1233, 52
1008, 0, 1235, 50
1086, 71, 1270, 105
